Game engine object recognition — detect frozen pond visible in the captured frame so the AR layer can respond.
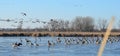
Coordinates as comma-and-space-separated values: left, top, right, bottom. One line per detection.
0, 37, 120, 56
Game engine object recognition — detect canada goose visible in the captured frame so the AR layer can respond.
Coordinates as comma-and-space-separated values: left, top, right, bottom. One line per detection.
12, 42, 18, 48
57, 38, 61, 43
12, 42, 22, 48
25, 38, 31, 42
34, 43, 39, 46
65, 39, 71, 45
21, 12, 27, 16
17, 43, 22, 46
25, 38, 31, 44
30, 42, 34, 46
51, 41, 55, 45
48, 40, 52, 47
82, 40, 86, 44
81, 38, 88, 44
96, 40, 101, 45
96, 37, 101, 45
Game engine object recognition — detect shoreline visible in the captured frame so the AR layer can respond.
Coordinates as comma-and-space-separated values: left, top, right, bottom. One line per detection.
0, 31, 120, 37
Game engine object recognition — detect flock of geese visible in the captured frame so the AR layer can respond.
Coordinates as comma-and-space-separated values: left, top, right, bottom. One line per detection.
12, 37, 120, 48
0, 18, 49, 29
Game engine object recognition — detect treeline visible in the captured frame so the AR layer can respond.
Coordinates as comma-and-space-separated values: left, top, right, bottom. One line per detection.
0, 16, 120, 32
42, 16, 120, 32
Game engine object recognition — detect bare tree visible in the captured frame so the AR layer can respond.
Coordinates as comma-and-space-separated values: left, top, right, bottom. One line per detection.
82, 16, 94, 31
64, 20, 70, 31
71, 16, 83, 31
98, 19, 108, 31
71, 16, 94, 32
57, 19, 65, 31
55, 19, 70, 31
44, 16, 95, 32
47, 19, 59, 31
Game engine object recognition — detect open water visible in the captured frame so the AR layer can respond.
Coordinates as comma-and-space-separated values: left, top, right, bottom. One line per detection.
0, 37, 120, 56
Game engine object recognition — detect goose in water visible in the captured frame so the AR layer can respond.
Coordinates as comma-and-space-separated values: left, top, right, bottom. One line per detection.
34, 40, 39, 46
30, 42, 34, 46
33, 37, 40, 46
12, 42, 18, 48
76, 40, 80, 44
51, 41, 55, 45
12, 42, 22, 48
65, 39, 71, 45
25, 38, 31, 45
48, 40, 52, 47
81, 37, 88, 45
56, 38, 61, 43
108, 38, 113, 44
96, 38, 101, 45
25, 38, 31, 43
34, 43, 39, 46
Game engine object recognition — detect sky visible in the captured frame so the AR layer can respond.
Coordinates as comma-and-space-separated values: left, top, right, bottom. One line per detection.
0, 0, 120, 28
